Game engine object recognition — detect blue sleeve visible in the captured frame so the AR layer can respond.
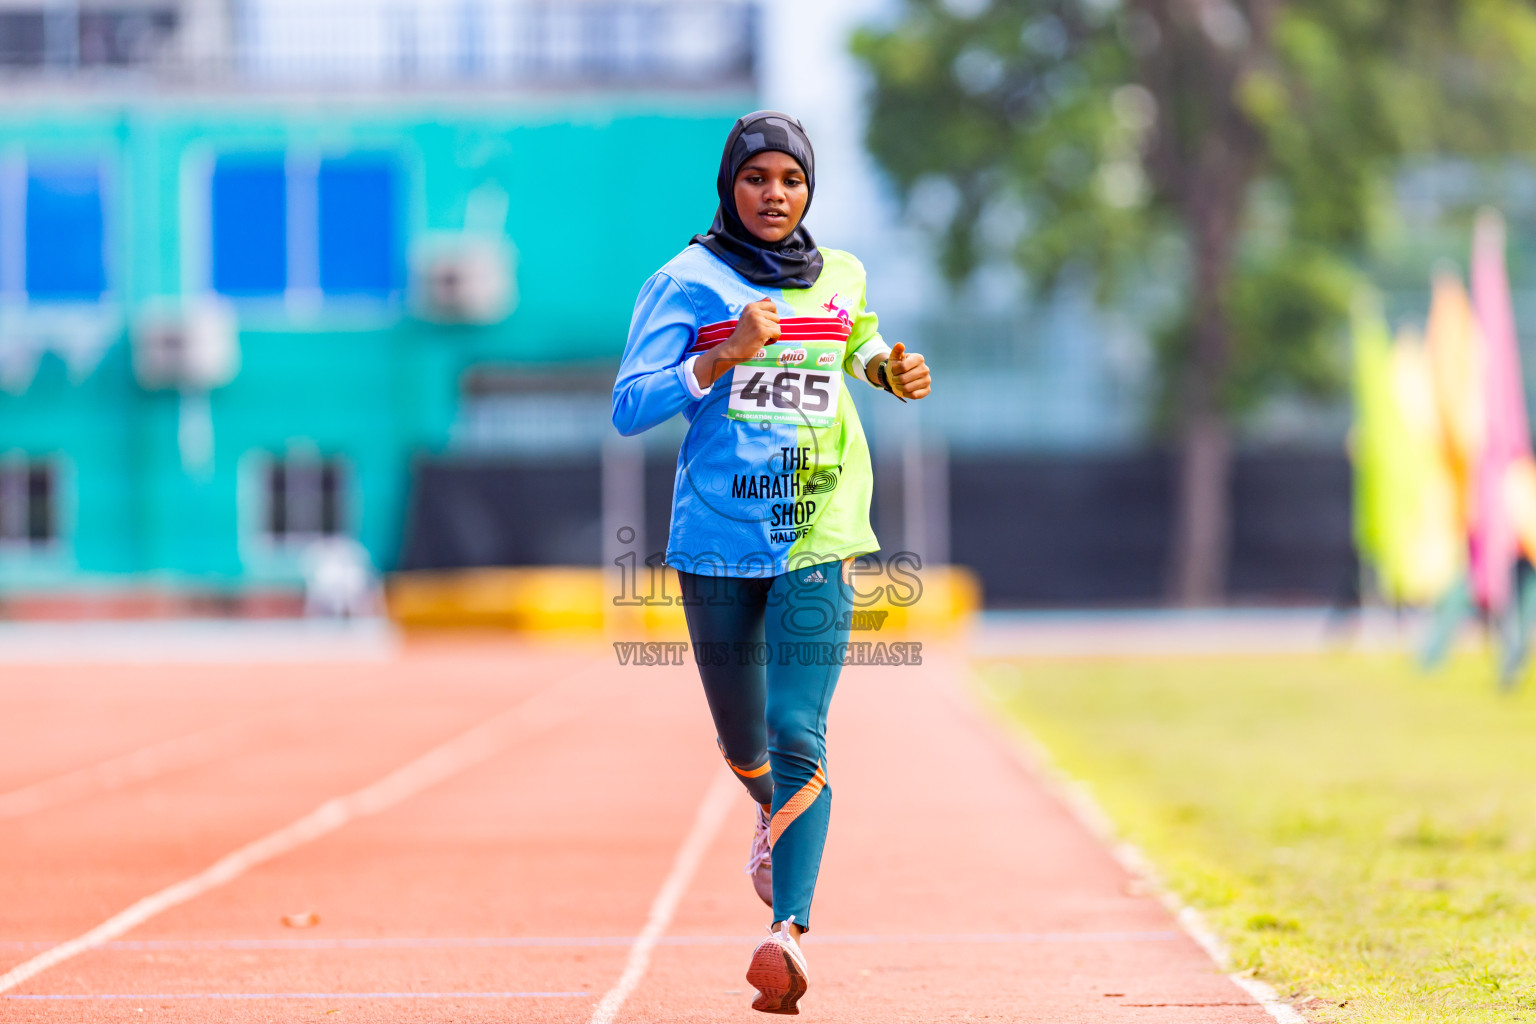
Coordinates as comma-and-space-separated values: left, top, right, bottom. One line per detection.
612, 272, 708, 437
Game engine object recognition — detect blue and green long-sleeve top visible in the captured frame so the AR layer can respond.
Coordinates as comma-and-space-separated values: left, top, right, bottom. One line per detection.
612, 244, 891, 578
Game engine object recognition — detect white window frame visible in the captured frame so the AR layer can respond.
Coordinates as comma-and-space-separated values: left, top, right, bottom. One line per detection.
252, 447, 351, 550
0, 452, 64, 554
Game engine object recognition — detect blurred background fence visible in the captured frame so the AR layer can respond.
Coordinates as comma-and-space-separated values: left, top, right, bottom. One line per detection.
0, 0, 755, 88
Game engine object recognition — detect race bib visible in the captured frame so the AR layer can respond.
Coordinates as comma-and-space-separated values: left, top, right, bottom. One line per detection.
726, 341, 843, 428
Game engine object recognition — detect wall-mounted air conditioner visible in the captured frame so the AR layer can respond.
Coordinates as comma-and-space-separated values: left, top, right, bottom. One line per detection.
411, 234, 516, 326
132, 298, 239, 391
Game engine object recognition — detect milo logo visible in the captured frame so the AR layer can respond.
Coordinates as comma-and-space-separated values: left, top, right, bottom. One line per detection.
754, 348, 768, 361
816, 350, 839, 368
778, 348, 807, 367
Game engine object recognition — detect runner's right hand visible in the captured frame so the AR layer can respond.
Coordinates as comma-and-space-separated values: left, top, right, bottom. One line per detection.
717, 298, 780, 367
694, 298, 779, 389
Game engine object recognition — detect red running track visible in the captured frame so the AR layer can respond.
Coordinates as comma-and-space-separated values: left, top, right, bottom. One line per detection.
0, 636, 1286, 1022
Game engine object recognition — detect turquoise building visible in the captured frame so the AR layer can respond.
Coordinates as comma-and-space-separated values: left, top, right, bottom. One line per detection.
0, 5, 755, 603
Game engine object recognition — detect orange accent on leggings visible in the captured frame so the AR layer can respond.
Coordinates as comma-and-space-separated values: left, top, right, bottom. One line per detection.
727, 758, 773, 779
769, 763, 826, 847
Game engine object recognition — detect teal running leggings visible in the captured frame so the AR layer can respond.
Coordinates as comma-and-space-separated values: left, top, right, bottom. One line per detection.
677, 559, 853, 930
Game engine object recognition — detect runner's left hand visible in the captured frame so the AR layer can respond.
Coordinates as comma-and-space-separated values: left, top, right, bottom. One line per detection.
887, 343, 930, 400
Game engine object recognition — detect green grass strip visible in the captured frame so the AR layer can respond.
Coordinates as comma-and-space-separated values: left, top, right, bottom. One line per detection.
979, 651, 1536, 1024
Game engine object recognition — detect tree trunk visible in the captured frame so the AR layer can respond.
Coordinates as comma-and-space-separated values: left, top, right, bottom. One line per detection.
1166, 168, 1242, 607
1168, 403, 1232, 605
1132, 0, 1278, 604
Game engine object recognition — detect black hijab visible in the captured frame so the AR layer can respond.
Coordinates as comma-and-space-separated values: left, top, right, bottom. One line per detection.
691, 110, 824, 289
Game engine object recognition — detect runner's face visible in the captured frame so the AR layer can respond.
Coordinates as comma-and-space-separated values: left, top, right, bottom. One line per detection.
733, 152, 807, 244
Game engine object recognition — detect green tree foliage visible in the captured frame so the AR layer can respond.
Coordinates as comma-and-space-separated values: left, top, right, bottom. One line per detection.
853, 0, 1536, 602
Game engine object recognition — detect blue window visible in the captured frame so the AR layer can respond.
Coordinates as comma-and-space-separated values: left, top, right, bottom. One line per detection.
211, 156, 286, 296
318, 157, 401, 297
26, 167, 105, 301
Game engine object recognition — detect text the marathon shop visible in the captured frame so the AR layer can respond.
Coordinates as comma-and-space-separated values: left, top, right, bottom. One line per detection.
731, 447, 826, 542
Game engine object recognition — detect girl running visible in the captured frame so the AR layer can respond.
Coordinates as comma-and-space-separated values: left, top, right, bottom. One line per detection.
611, 110, 931, 1015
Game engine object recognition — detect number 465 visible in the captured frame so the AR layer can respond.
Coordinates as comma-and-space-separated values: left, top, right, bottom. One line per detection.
739, 371, 831, 411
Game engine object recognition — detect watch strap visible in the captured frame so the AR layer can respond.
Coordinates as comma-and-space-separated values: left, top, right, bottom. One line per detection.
877, 360, 908, 403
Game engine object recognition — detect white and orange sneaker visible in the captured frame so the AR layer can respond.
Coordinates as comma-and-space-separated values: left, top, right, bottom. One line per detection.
745, 805, 773, 907
746, 917, 808, 1015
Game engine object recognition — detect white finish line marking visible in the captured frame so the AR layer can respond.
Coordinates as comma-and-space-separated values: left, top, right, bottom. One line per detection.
4, 991, 588, 1000
0, 670, 592, 997
0, 620, 398, 664
0, 930, 1180, 952
587, 770, 736, 1024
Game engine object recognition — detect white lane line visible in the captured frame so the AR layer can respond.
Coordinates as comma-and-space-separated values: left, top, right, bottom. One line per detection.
0, 668, 593, 997
963, 670, 1309, 1024
0, 717, 276, 821
587, 770, 736, 1024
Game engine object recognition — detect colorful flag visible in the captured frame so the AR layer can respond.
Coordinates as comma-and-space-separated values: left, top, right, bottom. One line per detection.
1351, 294, 1414, 600
1470, 210, 1531, 613
1389, 329, 1464, 602
1424, 271, 1483, 530
1351, 290, 1465, 605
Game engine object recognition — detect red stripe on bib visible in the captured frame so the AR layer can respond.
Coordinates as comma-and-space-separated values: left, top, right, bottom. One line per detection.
691, 317, 851, 353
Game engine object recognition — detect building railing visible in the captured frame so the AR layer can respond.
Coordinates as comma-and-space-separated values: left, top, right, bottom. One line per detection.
0, 0, 756, 90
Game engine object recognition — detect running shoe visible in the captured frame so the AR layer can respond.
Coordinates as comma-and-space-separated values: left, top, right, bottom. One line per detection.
746, 917, 808, 1015
745, 805, 773, 907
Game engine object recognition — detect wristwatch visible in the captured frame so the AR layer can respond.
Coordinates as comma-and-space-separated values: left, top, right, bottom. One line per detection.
876, 360, 907, 402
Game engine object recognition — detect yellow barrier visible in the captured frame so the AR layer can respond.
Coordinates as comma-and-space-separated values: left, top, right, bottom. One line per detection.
386, 563, 980, 637
386, 567, 607, 632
